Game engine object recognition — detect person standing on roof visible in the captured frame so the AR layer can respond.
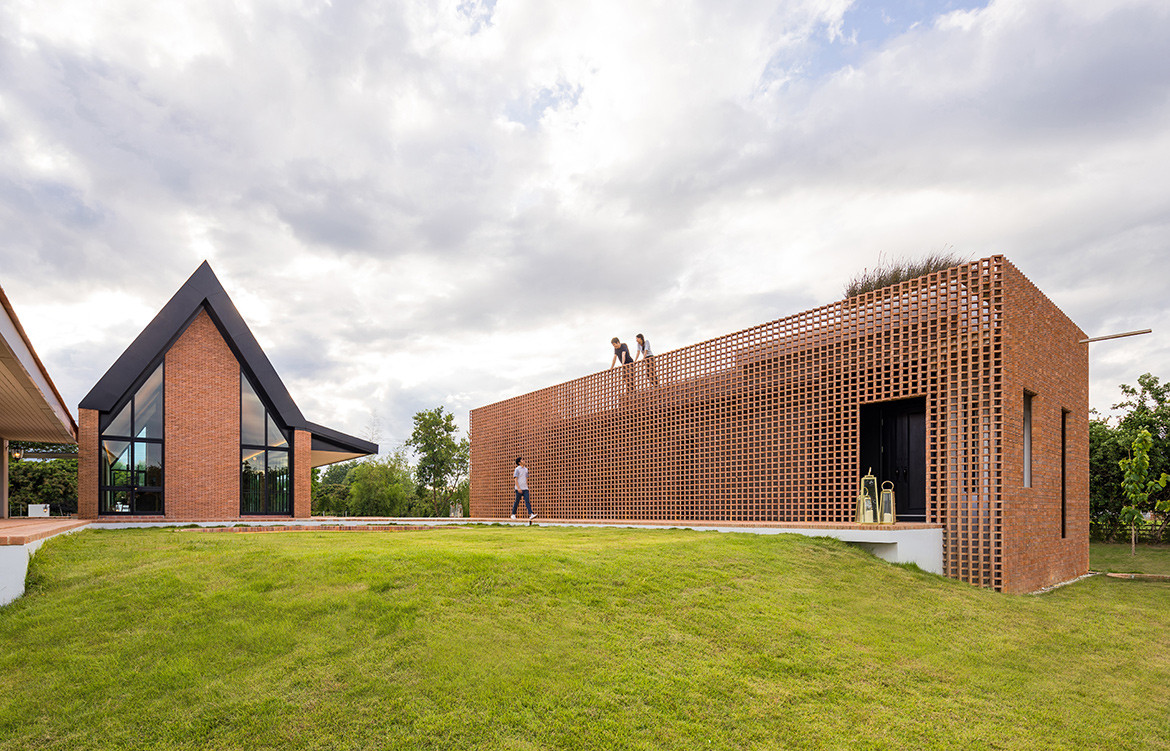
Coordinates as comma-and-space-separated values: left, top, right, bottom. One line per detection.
634, 333, 658, 387
610, 337, 635, 392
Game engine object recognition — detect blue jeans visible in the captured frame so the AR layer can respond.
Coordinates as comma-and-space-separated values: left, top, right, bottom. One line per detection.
513, 489, 533, 515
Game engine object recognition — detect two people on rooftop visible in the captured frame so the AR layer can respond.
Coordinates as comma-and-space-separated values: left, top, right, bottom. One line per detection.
610, 334, 658, 392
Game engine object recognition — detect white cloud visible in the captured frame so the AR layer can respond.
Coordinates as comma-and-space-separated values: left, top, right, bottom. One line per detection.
1, 0, 1168, 446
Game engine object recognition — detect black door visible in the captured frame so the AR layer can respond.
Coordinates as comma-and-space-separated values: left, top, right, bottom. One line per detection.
859, 397, 926, 522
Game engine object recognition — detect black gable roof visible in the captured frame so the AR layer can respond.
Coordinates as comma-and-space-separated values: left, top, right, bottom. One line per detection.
80, 261, 376, 460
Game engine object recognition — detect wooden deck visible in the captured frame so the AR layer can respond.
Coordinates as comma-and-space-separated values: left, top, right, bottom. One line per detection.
0, 518, 91, 546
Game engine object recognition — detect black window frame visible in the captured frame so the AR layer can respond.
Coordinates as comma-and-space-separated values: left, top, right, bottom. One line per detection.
240, 371, 293, 516
98, 363, 165, 515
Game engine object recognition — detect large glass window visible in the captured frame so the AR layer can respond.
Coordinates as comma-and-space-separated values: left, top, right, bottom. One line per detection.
99, 364, 164, 514
241, 374, 291, 515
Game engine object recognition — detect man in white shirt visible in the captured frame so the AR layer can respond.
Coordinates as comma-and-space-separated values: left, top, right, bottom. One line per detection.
512, 457, 536, 520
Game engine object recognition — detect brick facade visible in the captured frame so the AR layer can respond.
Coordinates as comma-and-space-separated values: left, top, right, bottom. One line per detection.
1000, 265, 1089, 592
77, 409, 99, 519
294, 429, 311, 519
470, 256, 1089, 592
164, 310, 242, 520
79, 310, 310, 522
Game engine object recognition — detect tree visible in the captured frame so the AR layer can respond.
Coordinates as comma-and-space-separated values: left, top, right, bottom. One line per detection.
320, 460, 358, 486
347, 452, 417, 517
311, 460, 358, 516
1114, 373, 1170, 479
1118, 429, 1170, 555
1089, 413, 1128, 540
406, 407, 470, 517
1089, 374, 1170, 542
8, 457, 78, 516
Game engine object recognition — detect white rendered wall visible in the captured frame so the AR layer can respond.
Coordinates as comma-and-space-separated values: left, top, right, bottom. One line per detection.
0, 538, 45, 607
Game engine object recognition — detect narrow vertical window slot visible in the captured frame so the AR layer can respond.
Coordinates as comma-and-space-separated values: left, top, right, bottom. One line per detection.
1023, 391, 1034, 488
1061, 408, 1069, 538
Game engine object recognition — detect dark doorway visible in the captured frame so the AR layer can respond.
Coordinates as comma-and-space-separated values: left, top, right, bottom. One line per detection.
859, 397, 926, 523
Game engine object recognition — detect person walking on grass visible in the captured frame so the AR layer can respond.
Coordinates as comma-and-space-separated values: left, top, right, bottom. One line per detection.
635, 333, 658, 387
610, 336, 635, 392
512, 457, 536, 520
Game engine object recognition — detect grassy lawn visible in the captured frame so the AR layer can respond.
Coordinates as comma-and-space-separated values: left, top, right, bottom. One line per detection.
1, 527, 1167, 750
1090, 541, 1170, 576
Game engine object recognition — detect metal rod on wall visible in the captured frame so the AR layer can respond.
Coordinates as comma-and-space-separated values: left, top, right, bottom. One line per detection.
1079, 328, 1152, 344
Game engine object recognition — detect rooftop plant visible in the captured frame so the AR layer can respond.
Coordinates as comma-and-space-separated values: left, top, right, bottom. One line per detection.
843, 249, 971, 298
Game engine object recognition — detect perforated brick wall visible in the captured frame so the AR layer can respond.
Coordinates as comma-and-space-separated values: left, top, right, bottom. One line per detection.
470, 256, 1089, 591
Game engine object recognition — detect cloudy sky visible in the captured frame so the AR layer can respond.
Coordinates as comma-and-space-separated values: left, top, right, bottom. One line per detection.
1, 0, 1167, 451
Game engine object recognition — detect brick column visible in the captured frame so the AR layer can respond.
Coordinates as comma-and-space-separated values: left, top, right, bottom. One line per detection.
78, 409, 99, 519
294, 429, 311, 518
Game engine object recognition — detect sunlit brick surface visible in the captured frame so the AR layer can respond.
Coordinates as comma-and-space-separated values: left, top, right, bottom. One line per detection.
79, 311, 311, 522
470, 256, 1088, 591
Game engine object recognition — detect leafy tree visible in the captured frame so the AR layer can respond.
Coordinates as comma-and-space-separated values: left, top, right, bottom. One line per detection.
406, 407, 470, 517
1089, 414, 1128, 540
1114, 373, 1170, 476
311, 460, 358, 516
312, 482, 351, 516
347, 452, 417, 517
1118, 429, 1169, 555
1089, 373, 1170, 542
320, 460, 358, 486
7, 457, 78, 516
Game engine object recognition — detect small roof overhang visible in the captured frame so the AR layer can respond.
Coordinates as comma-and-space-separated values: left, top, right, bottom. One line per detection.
307, 422, 379, 468
0, 284, 77, 444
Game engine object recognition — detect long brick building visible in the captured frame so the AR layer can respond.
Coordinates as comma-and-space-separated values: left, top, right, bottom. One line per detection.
77, 262, 376, 522
470, 256, 1088, 592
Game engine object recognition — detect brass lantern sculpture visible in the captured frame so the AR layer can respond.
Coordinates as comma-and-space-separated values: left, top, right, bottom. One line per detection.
855, 468, 878, 524
879, 481, 897, 524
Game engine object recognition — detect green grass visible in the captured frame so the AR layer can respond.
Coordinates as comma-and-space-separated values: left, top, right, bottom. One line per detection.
1091, 541, 1170, 575
2, 528, 1168, 750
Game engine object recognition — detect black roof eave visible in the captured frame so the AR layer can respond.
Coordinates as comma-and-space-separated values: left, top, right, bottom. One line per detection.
308, 422, 378, 457
79, 262, 306, 428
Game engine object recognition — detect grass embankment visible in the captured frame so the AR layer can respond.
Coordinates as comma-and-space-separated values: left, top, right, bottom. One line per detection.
1091, 541, 1170, 575
1, 528, 1167, 750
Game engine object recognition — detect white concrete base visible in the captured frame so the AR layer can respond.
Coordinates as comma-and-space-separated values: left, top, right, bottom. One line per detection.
28, 504, 50, 518
772, 527, 944, 574
508, 521, 945, 574
0, 537, 47, 607
0, 527, 87, 607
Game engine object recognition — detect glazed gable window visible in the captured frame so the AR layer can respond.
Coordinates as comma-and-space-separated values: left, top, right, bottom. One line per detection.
99, 364, 164, 514
240, 373, 291, 515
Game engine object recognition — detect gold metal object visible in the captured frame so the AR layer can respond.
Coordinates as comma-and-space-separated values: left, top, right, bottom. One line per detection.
879, 480, 897, 524
856, 468, 878, 524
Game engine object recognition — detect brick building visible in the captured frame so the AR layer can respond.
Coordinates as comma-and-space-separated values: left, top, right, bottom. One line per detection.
77, 262, 376, 522
470, 256, 1088, 592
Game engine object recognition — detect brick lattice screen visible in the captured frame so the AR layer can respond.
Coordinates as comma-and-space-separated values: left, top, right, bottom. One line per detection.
471, 257, 1007, 589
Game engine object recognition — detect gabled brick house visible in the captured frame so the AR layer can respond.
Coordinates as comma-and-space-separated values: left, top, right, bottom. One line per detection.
77, 262, 375, 521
